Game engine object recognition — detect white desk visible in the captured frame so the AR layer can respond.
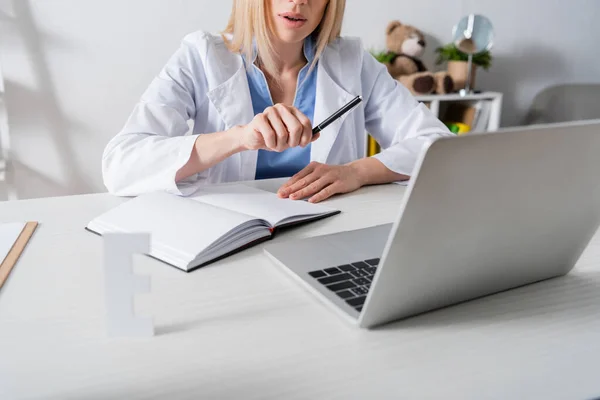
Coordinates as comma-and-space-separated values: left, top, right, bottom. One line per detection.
1, 180, 600, 400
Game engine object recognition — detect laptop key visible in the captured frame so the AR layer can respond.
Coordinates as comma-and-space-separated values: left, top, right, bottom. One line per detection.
352, 261, 370, 269
365, 258, 380, 266
357, 269, 371, 277
324, 267, 342, 275
327, 280, 356, 292
349, 270, 362, 278
338, 264, 356, 272
309, 270, 327, 279
352, 287, 369, 296
356, 306, 363, 312
353, 278, 370, 286
347, 296, 367, 307
318, 273, 353, 285
365, 266, 377, 275
336, 290, 355, 299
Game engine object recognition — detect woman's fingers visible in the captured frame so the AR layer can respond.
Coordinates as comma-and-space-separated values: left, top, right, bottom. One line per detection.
275, 104, 304, 148
289, 106, 314, 148
282, 170, 322, 199
278, 162, 319, 197
309, 181, 344, 203
254, 114, 277, 150
265, 107, 288, 152
281, 163, 330, 200
289, 176, 332, 200
252, 104, 315, 152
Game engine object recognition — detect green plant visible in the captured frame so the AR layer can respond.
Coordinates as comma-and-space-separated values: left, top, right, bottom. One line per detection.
435, 43, 492, 70
370, 49, 395, 64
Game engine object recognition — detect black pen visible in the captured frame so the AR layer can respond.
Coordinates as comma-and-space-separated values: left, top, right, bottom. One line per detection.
312, 95, 362, 135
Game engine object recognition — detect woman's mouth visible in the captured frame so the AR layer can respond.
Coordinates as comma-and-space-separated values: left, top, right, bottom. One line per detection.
279, 13, 308, 29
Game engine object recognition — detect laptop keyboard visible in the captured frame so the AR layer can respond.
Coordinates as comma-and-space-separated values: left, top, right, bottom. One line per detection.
308, 258, 380, 312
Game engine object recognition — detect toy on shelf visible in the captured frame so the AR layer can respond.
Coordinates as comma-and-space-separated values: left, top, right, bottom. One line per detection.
445, 122, 470, 135
440, 102, 478, 135
373, 20, 453, 96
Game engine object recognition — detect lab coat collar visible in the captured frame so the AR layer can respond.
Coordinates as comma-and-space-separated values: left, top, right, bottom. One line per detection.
206, 64, 255, 131
310, 43, 355, 163
249, 34, 318, 64
206, 49, 257, 181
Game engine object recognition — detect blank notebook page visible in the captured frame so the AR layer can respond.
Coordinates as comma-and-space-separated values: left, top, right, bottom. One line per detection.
189, 184, 334, 226
89, 192, 257, 261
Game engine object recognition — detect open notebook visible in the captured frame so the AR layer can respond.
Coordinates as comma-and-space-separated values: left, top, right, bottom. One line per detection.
86, 184, 340, 272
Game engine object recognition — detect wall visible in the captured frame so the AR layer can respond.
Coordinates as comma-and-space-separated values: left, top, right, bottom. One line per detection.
1, 0, 599, 199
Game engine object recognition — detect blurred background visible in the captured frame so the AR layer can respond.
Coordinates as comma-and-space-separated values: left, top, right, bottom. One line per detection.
0, 0, 598, 199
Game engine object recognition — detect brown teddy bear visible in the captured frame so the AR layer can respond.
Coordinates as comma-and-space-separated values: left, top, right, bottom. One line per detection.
383, 21, 453, 96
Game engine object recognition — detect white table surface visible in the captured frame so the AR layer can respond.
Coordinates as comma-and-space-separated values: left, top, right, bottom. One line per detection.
1, 179, 600, 400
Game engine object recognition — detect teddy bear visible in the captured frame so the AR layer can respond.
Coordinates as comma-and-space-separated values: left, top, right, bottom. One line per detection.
383, 20, 453, 96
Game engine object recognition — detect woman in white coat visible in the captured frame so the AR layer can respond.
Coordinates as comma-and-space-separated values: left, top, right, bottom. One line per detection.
102, 0, 452, 203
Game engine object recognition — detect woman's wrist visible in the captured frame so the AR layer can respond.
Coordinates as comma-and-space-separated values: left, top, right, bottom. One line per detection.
347, 157, 409, 187
347, 158, 373, 187
178, 127, 247, 182
221, 125, 247, 154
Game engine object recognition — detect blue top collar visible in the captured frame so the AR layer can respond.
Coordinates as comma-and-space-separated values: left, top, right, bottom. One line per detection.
249, 35, 317, 65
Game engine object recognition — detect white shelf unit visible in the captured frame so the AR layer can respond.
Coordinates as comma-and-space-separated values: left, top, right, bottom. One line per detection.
366, 91, 503, 157
415, 91, 503, 132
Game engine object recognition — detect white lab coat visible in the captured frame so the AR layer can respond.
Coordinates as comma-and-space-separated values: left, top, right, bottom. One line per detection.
102, 31, 452, 196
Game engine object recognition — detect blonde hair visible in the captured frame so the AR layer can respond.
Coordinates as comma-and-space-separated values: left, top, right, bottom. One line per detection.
224, 0, 346, 79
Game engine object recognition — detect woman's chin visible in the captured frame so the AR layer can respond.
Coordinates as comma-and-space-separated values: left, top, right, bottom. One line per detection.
273, 25, 312, 44
274, 31, 308, 45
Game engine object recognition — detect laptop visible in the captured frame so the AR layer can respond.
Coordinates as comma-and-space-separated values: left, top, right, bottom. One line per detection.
263, 120, 600, 329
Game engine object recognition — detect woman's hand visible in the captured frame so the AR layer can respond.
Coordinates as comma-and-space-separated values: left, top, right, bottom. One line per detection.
237, 104, 320, 152
277, 162, 364, 203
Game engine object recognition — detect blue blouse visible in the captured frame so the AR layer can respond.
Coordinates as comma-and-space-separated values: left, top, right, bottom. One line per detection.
245, 37, 318, 180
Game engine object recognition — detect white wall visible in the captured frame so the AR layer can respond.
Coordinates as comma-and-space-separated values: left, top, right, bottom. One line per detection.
1, 0, 599, 199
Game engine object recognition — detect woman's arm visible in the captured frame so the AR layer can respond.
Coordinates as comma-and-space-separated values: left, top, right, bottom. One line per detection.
174, 129, 244, 183
361, 48, 453, 179
277, 157, 407, 203
278, 47, 451, 203
278, 47, 452, 203
176, 105, 317, 183
103, 35, 315, 197
102, 37, 207, 197
348, 157, 408, 186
